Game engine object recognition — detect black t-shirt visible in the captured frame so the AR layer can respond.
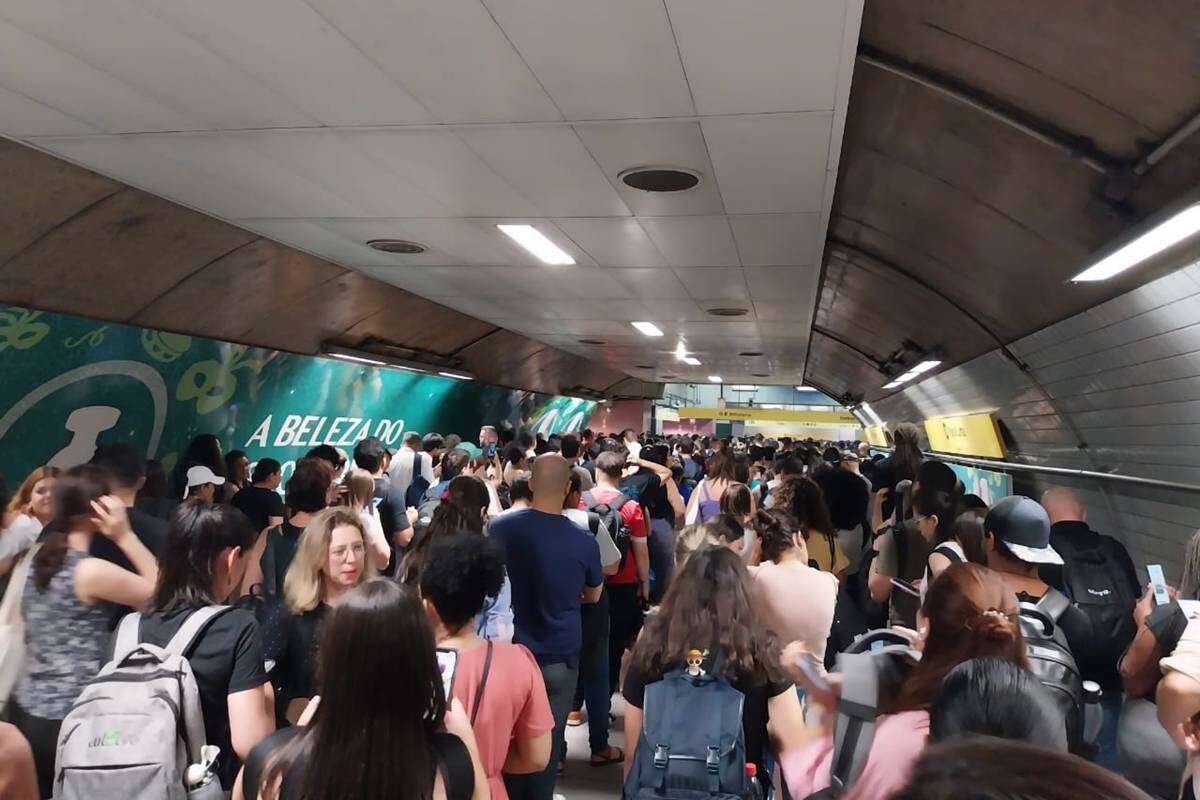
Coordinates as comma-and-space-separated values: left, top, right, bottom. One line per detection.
870, 455, 918, 520
89, 506, 169, 628
242, 727, 472, 800
231, 485, 285, 533
263, 522, 305, 595
280, 605, 327, 703
622, 657, 792, 786
374, 476, 411, 573
1148, 600, 1189, 656
622, 471, 670, 523
113, 604, 268, 789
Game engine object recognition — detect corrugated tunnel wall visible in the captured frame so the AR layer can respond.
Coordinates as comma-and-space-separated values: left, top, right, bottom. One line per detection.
874, 261, 1200, 581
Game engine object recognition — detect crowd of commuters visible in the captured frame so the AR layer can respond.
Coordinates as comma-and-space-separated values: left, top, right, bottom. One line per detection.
0, 422, 1193, 800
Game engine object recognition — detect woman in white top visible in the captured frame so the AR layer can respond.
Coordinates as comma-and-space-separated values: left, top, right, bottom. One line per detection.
916, 483, 968, 602
0, 467, 59, 571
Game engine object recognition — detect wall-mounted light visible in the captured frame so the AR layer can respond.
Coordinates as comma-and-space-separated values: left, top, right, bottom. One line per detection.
1072, 202, 1200, 282
322, 343, 476, 382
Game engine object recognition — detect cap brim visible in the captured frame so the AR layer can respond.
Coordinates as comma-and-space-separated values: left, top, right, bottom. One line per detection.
212, 476, 226, 485
1004, 540, 1064, 565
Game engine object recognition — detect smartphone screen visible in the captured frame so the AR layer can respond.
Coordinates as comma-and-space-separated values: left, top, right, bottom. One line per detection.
435, 648, 459, 700
891, 577, 920, 597
486, 442, 497, 459
1147, 564, 1170, 606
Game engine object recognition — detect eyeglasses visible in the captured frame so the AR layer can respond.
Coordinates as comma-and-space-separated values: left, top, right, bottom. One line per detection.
330, 542, 366, 561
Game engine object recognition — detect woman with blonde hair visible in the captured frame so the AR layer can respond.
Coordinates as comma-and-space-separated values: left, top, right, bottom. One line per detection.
0, 467, 59, 573
278, 506, 377, 723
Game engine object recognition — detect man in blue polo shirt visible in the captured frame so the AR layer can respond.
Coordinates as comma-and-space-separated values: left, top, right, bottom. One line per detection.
489, 453, 604, 800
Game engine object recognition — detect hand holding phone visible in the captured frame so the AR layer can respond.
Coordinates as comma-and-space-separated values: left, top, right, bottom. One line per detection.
890, 577, 921, 598
436, 648, 459, 700
1147, 564, 1170, 606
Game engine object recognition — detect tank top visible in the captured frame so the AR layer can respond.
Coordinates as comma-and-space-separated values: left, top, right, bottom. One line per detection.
697, 481, 722, 522
16, 548, 114, 718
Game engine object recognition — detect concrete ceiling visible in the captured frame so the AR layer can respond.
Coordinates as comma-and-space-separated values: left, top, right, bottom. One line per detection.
0, 0, 865, 387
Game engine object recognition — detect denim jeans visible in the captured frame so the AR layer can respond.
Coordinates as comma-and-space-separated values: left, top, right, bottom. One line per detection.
647, 517, 676, 603
504, 659, 579, 800
573, 592, 612, 754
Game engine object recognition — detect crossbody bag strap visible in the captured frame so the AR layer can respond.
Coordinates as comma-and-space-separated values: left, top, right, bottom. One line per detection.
471, 640, 494, 726
1038, 588, 1071, 624
0, 544, 39, 625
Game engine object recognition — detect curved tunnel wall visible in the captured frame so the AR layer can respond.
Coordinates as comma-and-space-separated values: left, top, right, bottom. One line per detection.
873, 261, 1200, 580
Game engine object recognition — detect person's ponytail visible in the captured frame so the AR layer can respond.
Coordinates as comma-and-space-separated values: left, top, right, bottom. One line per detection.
966, 608, 1021, 647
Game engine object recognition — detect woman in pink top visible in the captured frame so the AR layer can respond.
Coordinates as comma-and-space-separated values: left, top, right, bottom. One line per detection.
779, 563, 1030, 800
421, 533, 553, 800
749, 509, 838, 668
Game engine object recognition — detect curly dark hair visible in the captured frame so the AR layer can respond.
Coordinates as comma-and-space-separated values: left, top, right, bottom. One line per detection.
419, 534, 507, 630
401, 475, 488, 585
632, 545, 783, 687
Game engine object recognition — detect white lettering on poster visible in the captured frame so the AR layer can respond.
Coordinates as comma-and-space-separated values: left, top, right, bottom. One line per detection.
250, 414, 407, 451
274, 414, 304, 447
245, 415, 272, 448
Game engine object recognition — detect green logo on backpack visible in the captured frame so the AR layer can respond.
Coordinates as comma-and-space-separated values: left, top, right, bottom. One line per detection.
89, 729, 138, 748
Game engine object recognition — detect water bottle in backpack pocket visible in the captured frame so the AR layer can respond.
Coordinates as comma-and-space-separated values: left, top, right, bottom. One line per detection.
623, 664, 749, 800
52, 607, 231, 800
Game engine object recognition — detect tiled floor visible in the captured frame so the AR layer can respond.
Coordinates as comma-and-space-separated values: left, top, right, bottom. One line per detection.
555, 695, 628, 800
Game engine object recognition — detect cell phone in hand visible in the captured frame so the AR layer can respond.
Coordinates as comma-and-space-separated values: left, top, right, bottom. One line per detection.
486, 442, 497, 459
1147, 564, 1170, 606
793, 653, 830, 694
890, 577, 920, 598
436, 648, 459, 700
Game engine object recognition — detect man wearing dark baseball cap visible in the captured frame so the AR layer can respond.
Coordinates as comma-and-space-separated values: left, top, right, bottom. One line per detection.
985, 495, 1092, 661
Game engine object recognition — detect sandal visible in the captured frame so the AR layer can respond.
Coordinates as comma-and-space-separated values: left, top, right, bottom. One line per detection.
589, 746, 624, 767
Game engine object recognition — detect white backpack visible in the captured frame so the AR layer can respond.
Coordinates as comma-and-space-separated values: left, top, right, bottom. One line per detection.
53, 607, 230, 800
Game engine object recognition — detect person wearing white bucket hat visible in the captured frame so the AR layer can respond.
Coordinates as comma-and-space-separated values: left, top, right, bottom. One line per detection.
185, 465, 226, 505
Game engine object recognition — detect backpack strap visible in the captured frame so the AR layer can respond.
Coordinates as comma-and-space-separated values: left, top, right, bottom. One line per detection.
112, 611, 142, 659
582, 490, 597, 509
470, 640, 494, 727
431, 732, 474, 800
932, 543, 964, 565
585, 511, 601, 536
1037, 588, 1071, 624
164, 605, 232, 658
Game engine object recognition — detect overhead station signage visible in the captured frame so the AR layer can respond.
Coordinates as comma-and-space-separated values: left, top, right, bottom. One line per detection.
923, 412, 1006, 459
864, 425, 889, 447
676, 406, 859, 426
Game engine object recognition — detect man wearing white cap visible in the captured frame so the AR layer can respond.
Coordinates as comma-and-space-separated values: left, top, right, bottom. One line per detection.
184, 464, 225, 505
984, 495, 1095, 663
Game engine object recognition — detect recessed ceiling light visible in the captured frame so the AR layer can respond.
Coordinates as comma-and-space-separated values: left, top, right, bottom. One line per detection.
739, 350, 764, 357
1072, 203, 1200, 282
578, 338, 606, 345
497, 224, 575, 265
795, 386, 817, 391
707, 375, 723, 383
681, 356, 701, 366
706, 307, 749, 317
366, 239, 427, 254
631, 321, 664, 337
619, 166, 702, 193
730, 384, 757, 391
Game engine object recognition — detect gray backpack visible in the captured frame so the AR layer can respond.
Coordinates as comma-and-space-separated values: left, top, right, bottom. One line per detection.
53, 607, 231, 800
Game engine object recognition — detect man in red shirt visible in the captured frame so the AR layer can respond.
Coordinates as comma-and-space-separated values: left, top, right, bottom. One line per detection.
583, 450, 650, 697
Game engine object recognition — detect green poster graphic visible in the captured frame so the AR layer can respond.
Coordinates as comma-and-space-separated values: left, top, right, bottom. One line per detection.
947, 462, 1013, 506
0, 305, 594, 485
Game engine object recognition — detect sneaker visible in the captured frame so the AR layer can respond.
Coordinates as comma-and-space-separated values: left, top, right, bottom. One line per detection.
567, 710, 584, 727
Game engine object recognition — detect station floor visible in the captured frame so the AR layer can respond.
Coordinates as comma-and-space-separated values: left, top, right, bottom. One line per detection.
556, 694, 628, 800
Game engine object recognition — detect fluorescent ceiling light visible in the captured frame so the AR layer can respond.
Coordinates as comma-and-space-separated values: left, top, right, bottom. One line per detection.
631, 321, 664, 337
708, 375, 723, 383
795, 386, 817, 391
681, 356, 701, 366
881, 359, 943, 390
328, 351, 385, 366
1072, 203, 1200, 282
909, 360, 942, 375
497, 224, 575, 265
438, 371, 472, 381
730, 384, 757, 391
322, 343, 475, 381
860, 403, 884, 427
881, 380, 904, 389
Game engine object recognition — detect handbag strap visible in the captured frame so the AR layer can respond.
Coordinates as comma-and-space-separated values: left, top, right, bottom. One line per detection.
471, 640, 494, 726
0, 544, 40, 625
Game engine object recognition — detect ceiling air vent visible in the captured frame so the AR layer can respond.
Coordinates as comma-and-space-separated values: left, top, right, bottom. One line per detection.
739, 350, 764, 357
707, 307, 749, 317
635, 364, 654, 369
578, 338, 606, 345
366, 239, 427, 254
751, 373, 771, 378
619, 166, 701, 193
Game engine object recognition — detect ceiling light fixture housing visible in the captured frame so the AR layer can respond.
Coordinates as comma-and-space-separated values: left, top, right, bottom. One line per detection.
881, 359, 943, 390
706, 307, 749, 317
497, 224, 575, 265
1072, 202, 1200, 282
322, 343, 475, 382
619, 166, 701, 193
366, 239, 428, 254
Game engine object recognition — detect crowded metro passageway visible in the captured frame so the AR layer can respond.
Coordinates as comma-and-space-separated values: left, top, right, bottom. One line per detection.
2, 1, 1200, 799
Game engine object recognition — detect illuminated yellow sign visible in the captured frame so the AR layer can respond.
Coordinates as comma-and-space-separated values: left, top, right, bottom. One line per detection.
657, 407, 680, 422
865, 425, 889, 447
676, 407, 859, 425
924, 413, 1006, 459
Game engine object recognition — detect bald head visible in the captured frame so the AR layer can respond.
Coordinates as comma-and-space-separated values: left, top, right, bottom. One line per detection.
1042, 486, 1086, 524
530, 453, 572, 512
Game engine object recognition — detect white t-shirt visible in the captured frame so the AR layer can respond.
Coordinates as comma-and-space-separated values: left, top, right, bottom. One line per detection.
625, 440, 642, 461
387, 446, 434, 498
920, 540, 966, 604
563, 508, 621, 568
0, 513, 42, 561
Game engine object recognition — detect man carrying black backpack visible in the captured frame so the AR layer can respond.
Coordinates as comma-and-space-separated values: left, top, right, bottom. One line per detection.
1038, 486, 1140, 768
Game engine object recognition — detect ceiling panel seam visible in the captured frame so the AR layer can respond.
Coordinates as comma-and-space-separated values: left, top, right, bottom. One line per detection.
0, 185, 126, 274
127, 235, 259, 322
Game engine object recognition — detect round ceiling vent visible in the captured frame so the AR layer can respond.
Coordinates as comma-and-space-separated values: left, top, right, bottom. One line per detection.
366, 239, 427, 254
751, 372, 771, 378
707, 307, 749, 317
619, 166, 701, 193
635, 364, 654, 369
739, 350, 764, 357
578, 338, 606, 345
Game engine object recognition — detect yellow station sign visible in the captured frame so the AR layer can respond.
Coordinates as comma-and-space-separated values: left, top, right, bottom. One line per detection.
924, 412, 1006, 459
676, 406, 859, 425
864, 425, 889, 448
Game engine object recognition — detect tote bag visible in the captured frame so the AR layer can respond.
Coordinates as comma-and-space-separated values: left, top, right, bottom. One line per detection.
0, 544, 39, 711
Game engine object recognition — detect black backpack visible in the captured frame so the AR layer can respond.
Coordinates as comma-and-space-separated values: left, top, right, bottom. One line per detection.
622, 658, 750, 800
1052, 537, 1138, 672
584, 490, 633, 564
1019, 592, 1101, 757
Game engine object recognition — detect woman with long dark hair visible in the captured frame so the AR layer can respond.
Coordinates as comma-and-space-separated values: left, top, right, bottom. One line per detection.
137, 502, 273, 791
622, 546, 803, 795
235, 579, 488, 800
871, 422, 923, 529
914, 480, 965, 602
781, 562, 1029, 800
777, 475, 848, 576
171, 433, 227, 500
11, 465, 158, 796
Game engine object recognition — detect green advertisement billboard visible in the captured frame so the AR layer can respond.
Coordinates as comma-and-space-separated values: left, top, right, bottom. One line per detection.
0, 305, 595, 486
